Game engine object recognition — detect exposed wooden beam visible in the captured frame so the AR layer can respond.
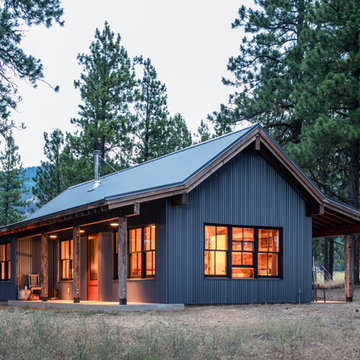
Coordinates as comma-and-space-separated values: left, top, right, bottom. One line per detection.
307, 203, 325, 217
312, 215, 337, 228
41, 234, 48, 301
255, 135, 261, 151
324, 209, 356, 224
73, 226, 81, 303
118, 203, 140, 217
344, 234, 354, 302
313, 224, 360, 238
118, 217, 127, 305
320, 213, 351, 226
171, 193, 189, 206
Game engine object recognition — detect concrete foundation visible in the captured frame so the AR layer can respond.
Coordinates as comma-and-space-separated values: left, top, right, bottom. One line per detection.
6, 300, 184, 313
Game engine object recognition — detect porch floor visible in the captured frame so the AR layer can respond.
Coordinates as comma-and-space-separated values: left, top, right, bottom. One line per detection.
7, 300, 184, 313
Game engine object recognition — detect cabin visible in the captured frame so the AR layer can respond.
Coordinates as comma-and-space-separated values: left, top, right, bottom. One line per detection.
0, 124, 359, 305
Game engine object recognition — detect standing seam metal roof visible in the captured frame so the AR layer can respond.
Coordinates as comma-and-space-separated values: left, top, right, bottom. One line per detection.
25, 124, 258, 221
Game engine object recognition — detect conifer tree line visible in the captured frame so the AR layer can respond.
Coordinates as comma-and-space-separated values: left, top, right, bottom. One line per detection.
204, 0, 360, 282
32, 22, 193, 207
0, 0, 63, 225
0, 0, 359, 286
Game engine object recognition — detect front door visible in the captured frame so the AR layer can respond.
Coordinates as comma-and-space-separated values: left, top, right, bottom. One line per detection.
87, 234, 99, 300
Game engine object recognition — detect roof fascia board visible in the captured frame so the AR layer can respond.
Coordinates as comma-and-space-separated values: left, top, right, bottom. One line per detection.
185, 129, 258, 193
257, 127, 324, 204
323, 198, 360, 222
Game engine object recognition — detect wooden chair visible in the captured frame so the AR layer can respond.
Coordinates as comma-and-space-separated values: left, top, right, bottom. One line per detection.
28, 274, 41, 295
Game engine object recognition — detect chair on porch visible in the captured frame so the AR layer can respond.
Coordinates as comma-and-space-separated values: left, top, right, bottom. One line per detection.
28, 274, 41, 298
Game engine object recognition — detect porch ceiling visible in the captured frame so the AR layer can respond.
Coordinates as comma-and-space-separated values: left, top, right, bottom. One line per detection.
312, 202, 360, 238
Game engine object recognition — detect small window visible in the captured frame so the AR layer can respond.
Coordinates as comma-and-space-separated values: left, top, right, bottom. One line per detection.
231, 228, 254, 278
114, 224, 156, 279
204, 226, 227, 276
0, 242, 11, 281
129, 228, 142, 278
60, 240, 73, 280
258, 229, 280, 277
144, 225, 155, 277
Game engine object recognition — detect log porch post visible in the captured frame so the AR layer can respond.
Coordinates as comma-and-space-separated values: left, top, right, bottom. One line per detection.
73, 226, 81, 303
41, 233, 48, 301
344, 234, 354, 302
118, 217, 127, 305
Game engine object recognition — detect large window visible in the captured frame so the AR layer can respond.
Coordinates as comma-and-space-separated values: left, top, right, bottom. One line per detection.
129, 225, 155, 279
60, 240, 73, 280
0, 242, 11, 281
204, 225, 280, 279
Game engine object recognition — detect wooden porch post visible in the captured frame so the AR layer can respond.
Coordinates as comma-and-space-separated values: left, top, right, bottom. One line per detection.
344, 234, 354, 302
73, 226, 81, 303
118, 217, 127, 305
41, 233, 48, 301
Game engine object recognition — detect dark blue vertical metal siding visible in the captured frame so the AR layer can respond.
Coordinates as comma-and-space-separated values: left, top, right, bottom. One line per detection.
166, 151, 312, 304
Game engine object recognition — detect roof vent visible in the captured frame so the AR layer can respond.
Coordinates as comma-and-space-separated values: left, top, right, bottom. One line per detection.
94, 150, 101, 181
88, 150, 101, 192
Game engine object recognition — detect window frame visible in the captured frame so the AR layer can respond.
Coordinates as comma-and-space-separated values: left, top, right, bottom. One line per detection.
113, 224, 156, 280
204, 225, 228, 277
204, 223, 282, 279
59, 239, 73, 281
0, 241, 11, 281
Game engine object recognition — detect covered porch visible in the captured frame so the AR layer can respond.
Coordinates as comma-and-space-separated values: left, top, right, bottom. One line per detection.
312, 199, 360, 302
14, 199, 167, 305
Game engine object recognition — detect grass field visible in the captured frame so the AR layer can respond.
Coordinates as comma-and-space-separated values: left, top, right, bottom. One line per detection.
1, 294, 360, 360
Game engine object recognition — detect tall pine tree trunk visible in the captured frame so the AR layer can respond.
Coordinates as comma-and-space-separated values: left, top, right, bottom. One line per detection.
349, 139, 360, 284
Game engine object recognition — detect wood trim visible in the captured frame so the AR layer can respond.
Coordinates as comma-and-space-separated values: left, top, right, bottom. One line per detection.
171, 193, 188, 206
344, 234, 354, 302
313, 224, 360, 238
41, 234, 48, 301
118, 217, 127, 305
258, 128, 323, 203
73, 226, 81, 303
2, 125, 360, 237
186, 131, 257, 193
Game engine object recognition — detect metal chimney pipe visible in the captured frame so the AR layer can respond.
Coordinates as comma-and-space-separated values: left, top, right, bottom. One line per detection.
93, 150, 101, 181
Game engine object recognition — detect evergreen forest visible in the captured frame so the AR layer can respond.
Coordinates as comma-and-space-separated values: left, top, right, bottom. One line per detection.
0, 0, 359, 282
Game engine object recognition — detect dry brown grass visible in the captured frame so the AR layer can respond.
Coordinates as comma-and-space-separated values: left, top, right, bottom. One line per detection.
1, 290, 360, 359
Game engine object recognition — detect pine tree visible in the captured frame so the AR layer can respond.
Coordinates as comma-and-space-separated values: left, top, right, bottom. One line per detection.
134, 56, 169, 162
0, 0, 63, 134
210, 0, 312, 143
289, 0, 360, 282
67, 22, 136, 182
0, 133, 25, 225
165, 113, 192, 152
134, 57, 192, 162
32, 129, 66, 207
195, 119, 213, 143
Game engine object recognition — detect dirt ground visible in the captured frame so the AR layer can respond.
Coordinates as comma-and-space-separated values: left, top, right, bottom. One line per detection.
0, 288, 360, 359
315, 285, 360, 302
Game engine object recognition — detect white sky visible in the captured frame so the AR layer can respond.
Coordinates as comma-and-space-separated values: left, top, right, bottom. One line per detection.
11, 0, 252, 167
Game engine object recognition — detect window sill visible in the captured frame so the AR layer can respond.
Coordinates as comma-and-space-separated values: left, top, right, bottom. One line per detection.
204, 277, 282, 280
58, 280, 73, 283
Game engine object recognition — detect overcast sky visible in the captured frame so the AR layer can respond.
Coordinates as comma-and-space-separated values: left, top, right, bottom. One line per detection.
11, 0, 252, 167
